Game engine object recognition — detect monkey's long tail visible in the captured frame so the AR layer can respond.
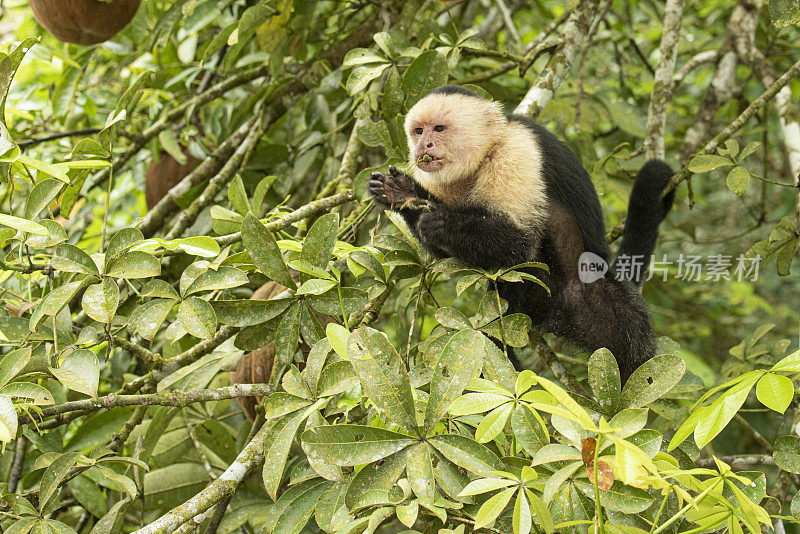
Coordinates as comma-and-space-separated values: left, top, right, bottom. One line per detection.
612, 159, 675, 286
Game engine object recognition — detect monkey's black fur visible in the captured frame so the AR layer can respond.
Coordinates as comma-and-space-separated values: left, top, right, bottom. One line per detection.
368, 86, 674, 381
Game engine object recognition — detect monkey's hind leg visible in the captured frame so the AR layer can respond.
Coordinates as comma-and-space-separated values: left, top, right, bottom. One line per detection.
548, 277, 656, 382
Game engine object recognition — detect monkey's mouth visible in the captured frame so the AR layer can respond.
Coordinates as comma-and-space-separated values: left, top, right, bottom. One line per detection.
416, 154, 445, 172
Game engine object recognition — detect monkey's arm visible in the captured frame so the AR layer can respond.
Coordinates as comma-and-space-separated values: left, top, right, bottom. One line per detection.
417, 203, 536, 271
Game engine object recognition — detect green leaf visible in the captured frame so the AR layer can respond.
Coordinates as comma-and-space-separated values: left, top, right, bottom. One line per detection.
474, 486, 515, 530
402, 50, 449, 106
343, 48, 388, 67
0, 213, 48, 235
608, 408, 649, 439
184, 266, 248, 296
726, 166, 750, 196
0, 395, 16, 443
30, 281, 84, 331
774, 436, 800, 473
317, 360, 358, 398
39, 452, 82, 511
621, 354, 686, 409
428, 434, 500, 475
53, 244, 99, 275
479, 314, 532, 348
596, 481, 654, 513
688, 154, 734, 173
449, 392, 510, 416
129, 298, 174, 341
396, 500, 419, 527
25, 179, 63, 220
0, 382, 53, 406
344, 447, 410, 509
295, 278, 337, 296
50, 349, 99, 398
458, 477, 516, 496
770, 0, 800, 27
755, 372, 794, 413
263, 408, 313, 500
301, 424, 414, 466
105, 251, 160, 279
513, 486, 532, 534
241, 213, 296, 289
535, 376, 595, 430
425, 329, 485, 433
383, 66, 404, 119
226, 175, 249, 215
406, 442, 435, 503
326, 323, 350, 359
0, 348, 31, 388
588, 348, 622, 413
543, 461, 582, 504
106, 228, 144, 260
212, 298, 292, 327
273, 303, 302, 384
348, 326, 419, 432
511, 404, 549, 455
17, 153, 70, 183
475, 402, 513, 443
526, 488, 554, 534
773, 350, 800, 372
694, 373, 760, 447
347, 63, 390, 95
301, 213, 339, 274
532, 444, 582, 465
81, 278, 119, 324
178, 297, 217, 339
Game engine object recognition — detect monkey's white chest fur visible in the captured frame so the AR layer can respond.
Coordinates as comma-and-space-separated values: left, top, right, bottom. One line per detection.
411, 120, 548, 231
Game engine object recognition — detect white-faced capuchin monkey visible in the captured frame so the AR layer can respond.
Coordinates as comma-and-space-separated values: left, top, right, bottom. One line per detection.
368, 85, 675, 382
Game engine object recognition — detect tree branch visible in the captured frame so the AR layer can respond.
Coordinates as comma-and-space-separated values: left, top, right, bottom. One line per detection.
643, 0, 686, 160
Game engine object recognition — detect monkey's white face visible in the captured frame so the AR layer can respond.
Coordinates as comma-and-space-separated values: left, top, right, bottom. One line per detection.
408, 121, 450, 172
404, 92, 504, 185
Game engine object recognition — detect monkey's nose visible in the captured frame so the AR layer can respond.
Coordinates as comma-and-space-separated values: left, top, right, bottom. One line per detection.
426, 142, 434, 148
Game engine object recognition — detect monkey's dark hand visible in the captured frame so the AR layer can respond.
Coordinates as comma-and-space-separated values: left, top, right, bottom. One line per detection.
368, 165, 425, 210
417, 208, 450, 249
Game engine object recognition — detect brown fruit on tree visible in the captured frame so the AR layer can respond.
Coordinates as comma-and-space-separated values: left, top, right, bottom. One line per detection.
144, 150, 200, 210
30, 0, 141, 46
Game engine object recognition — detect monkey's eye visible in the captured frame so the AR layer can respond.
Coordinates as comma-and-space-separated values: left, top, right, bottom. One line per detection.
433, 125, 446, 132
414, 127, 423, 135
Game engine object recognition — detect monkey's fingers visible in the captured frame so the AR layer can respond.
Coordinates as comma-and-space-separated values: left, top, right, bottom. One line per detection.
388, 164, 402, 177
369, 171, 387, 183
367, 180, 389, 204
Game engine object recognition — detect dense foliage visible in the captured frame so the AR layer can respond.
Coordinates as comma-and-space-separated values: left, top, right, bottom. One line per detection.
0, 0, 799, 533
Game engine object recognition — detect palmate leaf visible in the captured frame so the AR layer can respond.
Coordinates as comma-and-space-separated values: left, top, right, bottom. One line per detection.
348, 326, 419, 433
406, 442, 435, 503
263, 399, 325, 500
344, 447, 411, 510
241, 213, 296, 289
264, 478, 333, 534
425, 329, 486, 434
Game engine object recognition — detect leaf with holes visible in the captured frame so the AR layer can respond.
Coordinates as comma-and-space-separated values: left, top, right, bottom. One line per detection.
301, 424, 414, 466
425, 329, 485, 434
621, 354, 686, 409
348, 326, 418, 432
